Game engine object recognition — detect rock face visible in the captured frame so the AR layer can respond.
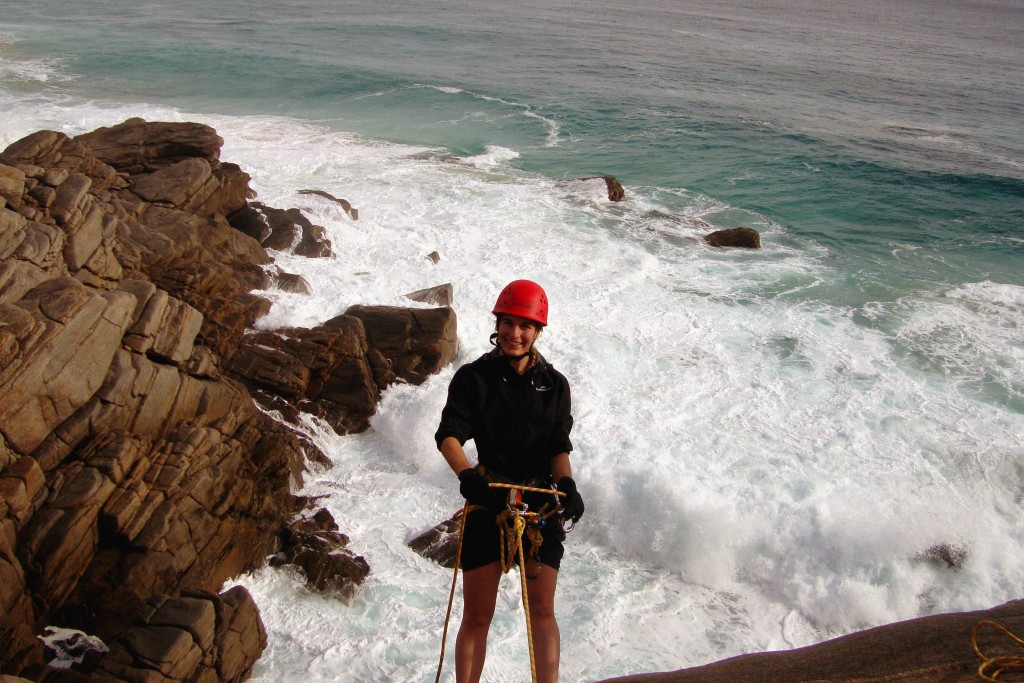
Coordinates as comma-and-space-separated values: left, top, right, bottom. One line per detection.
597, 599, 1024, 683
82, 588, 266, 683
0, 118, 457, 680
226, 305, 457, 434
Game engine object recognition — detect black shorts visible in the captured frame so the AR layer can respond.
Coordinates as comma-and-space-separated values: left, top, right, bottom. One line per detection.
459, 501, 566, 572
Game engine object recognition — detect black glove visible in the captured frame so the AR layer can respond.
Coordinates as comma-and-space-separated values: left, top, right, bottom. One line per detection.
557, 476, 585, 523
458, 468, 493, 507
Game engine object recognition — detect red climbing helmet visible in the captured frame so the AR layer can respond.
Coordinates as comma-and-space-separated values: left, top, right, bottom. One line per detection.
492, 280, 548, 326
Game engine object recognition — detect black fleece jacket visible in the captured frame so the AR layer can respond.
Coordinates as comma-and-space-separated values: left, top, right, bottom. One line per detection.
434, 348, 573, 482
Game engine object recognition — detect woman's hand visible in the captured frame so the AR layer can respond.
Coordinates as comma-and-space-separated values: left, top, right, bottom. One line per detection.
557, 476, 585, 523
458, 468, 494, 507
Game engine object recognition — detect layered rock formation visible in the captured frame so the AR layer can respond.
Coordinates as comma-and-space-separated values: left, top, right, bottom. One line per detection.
0, 118, 457, 680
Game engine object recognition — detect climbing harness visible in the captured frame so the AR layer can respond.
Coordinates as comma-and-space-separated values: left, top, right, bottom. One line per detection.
490, 482, 564, 578
973, 619, 1024, 681
435, 482, 567, 683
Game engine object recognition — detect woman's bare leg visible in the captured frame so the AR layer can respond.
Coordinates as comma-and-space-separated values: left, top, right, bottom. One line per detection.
526, 561, 560, 683
456, 561, 502, 683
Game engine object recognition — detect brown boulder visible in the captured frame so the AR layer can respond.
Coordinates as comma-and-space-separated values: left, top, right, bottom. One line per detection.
0, 163, 26, 208
0, 278, 135, 457
130, 158, 253, 220
1, 130, 122, 194
0, 135, 125, 290
345, 304, 458, 385
704, 227, 761, 249
239, 202, 333, 257
227, 315, 380, 434
266, 266, 312, 294
73, 118, 223, 174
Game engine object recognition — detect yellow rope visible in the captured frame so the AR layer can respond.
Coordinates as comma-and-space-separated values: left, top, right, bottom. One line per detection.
435, 482, 564, 683
488, 482, 566, 497
973, 619, 1024, 681
517, 522, 538, 683
435, 502, 475, 683
497, 508, 528, 574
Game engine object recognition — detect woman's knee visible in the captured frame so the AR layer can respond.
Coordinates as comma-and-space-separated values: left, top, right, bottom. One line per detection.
462, 602, 496, 629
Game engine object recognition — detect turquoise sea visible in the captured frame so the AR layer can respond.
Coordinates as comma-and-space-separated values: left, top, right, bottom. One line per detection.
2, 1, 1022, 680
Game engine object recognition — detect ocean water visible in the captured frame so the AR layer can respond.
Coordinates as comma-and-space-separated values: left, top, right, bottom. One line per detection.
2, 1, 1022, 681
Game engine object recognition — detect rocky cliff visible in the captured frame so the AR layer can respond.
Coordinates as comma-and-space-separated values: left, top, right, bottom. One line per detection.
0, 118, 456, 681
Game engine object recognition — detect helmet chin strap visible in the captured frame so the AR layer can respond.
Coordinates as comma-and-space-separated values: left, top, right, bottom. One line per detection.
489, 332, 533, 361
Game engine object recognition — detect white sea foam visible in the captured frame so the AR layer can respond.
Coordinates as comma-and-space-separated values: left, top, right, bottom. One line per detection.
192, 113, 1023, 679
463, 145, 520, 168
3, 87, 1022, 682
419, 83, 562, 147
0, 39, 68, 85
946, 281, 1024, 309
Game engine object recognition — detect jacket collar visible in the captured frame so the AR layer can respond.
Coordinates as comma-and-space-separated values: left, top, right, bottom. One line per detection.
484, 346, 551, 373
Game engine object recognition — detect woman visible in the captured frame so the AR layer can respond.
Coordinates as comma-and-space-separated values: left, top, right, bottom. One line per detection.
435, 279, 585, 683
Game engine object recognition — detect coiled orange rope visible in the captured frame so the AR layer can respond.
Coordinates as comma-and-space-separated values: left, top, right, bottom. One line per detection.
973, 619, 1024, 681
434, 483, 565, 683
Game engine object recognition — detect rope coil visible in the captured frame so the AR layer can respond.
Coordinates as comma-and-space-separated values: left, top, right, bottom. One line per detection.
435, 482, 566, 683
973, 619, 1024, 682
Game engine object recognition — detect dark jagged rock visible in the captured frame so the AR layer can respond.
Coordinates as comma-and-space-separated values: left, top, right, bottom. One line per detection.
405, 283, 454, 306
916, 543, 969, 572
270, 508, 369, 600
408, 512, 465, 569
0, 118, 465, 680
239, 201, 333, 257
601, 175, 626, 202
704, 227, 761, 248
570, 175, 626, 202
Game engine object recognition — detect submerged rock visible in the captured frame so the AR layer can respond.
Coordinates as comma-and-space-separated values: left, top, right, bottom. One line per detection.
704, 226, 761, 248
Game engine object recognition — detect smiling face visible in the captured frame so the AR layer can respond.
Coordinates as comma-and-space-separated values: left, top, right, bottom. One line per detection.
496, 314, 542, 359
